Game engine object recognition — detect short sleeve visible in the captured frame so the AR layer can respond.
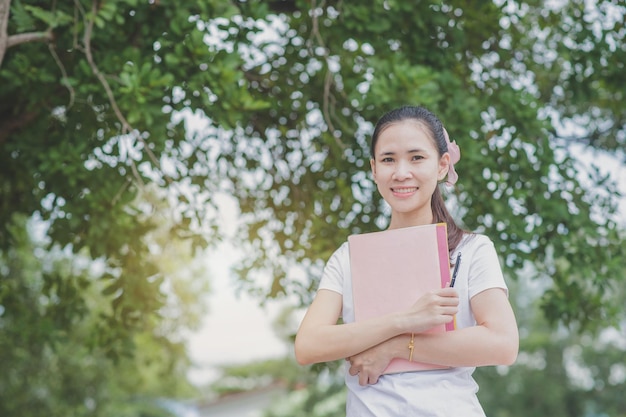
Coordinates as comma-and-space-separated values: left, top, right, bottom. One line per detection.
317, 242, 350, 296
465, 235, 508, 299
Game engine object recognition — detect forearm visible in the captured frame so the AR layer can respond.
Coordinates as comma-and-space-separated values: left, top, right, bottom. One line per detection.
401, 291, 518, 367
295, 287, 460, 366
354, 322, 518, 374
295, 312, 405, 365
410, 324, 518, 367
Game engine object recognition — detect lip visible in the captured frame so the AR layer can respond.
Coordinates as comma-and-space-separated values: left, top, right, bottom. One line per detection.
391, 186, 418, 197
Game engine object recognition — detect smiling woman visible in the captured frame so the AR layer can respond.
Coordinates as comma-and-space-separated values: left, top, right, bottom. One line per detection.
294, 105, 519, 417
370, 120, 450, 227
369, 106, 463, 249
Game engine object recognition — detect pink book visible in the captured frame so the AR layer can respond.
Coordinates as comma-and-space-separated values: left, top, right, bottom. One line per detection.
348, 223, 454, 373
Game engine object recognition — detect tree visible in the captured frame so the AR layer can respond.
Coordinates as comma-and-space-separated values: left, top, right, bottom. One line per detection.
207, 0, 625, 330
1, 0, 229, 356
474, 271, 626, 417
1, 1, 625, 411
0, 211, 205, 416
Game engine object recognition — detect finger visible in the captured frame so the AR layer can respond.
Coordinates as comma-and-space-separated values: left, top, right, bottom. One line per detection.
359, 373, 369, 386
439, 299, 459, 308
438, 307, 458, 317
439, 294, 460, 305
348, 366, 359, 376
437, 287, 459, 297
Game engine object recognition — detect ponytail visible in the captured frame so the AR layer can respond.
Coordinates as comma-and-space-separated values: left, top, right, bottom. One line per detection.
431, 187, 465, 254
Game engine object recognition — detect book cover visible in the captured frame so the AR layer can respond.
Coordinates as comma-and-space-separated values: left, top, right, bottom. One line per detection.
348, 223, 454, 373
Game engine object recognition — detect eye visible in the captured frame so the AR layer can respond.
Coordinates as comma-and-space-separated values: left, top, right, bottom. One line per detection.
411, 155, 425, 161
381, 157, 394, 163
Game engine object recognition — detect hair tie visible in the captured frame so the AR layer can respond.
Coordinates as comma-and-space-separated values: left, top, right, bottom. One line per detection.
443, 128, 461, 185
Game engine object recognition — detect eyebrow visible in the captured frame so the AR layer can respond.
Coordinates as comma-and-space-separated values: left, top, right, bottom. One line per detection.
378, 149, 426, 157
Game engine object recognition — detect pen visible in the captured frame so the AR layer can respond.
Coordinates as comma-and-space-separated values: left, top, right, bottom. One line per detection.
450, 253, 462, 287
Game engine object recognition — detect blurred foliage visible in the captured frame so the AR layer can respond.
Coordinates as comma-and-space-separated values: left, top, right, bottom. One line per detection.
0, 212, 205, 416
1, 0, 625, 414
474, 271, 626, 417
210, 355, 346, 417
206, 0, 626, 331
210, 357, 304, 396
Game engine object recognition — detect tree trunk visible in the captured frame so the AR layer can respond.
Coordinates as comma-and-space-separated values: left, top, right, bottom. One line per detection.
0, 0, 11, 68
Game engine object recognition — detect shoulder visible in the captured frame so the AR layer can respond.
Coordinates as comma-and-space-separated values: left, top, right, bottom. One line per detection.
458, 233, 507, 295
328, 241, 350, 265
455, 233, 498, 256
318, 241, 351, 294
457, 233, 501, 263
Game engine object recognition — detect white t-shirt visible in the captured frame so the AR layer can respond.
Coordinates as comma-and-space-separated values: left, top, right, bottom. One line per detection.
318, 233, 508, 417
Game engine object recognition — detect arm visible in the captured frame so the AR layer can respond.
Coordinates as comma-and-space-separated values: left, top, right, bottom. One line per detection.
347, 288, 518, 383
411, 287, 518, 366
294, 287, 459, 365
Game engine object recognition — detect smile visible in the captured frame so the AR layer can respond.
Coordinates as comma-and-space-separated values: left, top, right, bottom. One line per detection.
391, 187, 418, 194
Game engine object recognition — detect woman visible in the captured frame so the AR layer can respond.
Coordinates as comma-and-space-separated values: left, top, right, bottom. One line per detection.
294, 106, 518, 416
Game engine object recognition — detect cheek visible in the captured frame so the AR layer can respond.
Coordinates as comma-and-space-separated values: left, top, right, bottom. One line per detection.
372, 164, 388, 180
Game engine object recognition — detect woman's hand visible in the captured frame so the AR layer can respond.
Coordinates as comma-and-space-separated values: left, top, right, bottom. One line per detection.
347, 337, 401, 386
404, 287, 459, 333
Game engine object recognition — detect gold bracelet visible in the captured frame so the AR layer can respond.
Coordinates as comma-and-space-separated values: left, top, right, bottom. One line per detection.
408, 333, 415, 362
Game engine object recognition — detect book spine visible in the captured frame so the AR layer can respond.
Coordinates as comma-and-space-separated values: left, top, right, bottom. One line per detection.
435, 224, 456, 332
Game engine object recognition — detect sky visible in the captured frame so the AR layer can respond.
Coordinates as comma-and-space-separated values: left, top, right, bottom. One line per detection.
185, 196, 297, 387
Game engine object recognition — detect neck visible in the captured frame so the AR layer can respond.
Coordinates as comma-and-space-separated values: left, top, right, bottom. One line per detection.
388, 210, 434, 230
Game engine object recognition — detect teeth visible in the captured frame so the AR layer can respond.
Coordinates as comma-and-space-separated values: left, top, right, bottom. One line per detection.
393, 188, 417, 193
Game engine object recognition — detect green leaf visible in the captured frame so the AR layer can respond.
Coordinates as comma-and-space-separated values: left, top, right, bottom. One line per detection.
23, 5, 72, 28
10, 0, 36, 31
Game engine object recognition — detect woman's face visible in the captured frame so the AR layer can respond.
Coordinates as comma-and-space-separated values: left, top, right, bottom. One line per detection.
370, 120, 450, 226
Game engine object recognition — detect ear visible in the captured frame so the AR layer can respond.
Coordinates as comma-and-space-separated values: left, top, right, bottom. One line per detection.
370, 158, 377, 183
438, 153, 450, 181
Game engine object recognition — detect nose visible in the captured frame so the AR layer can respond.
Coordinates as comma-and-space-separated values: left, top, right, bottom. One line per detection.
392, 160, 411, 180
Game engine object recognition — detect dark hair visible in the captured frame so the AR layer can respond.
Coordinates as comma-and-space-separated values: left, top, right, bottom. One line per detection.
371, 105, 466, 253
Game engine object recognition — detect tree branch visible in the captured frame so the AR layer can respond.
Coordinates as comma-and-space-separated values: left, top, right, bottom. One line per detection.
1, 0, 56, 68
81, 0, 176, 188
83, 1, 132, 134
48, 41, 75, 109
308, 0, 346, 151
7, 31, 53, 48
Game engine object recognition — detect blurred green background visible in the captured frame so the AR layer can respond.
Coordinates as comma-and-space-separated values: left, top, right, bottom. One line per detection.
1, 0, 624, 416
